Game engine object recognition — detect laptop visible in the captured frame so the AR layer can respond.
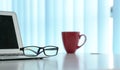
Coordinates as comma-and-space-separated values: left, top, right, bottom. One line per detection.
0, 11, 45, 60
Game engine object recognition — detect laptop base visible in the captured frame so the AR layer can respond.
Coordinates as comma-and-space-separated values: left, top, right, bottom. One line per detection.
0, 55, 46, 61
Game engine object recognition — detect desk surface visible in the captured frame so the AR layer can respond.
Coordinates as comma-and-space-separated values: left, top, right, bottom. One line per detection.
0, 53, 120, 70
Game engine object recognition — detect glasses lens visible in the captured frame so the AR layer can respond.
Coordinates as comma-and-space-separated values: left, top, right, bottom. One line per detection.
24, 47, 39, 56
44, 46, 58, 56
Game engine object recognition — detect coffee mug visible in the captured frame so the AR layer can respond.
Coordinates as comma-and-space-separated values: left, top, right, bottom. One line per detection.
62, 32, 87, 53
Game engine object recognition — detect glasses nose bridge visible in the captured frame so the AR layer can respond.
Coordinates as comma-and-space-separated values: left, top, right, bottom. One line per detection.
37, 48, 44, 54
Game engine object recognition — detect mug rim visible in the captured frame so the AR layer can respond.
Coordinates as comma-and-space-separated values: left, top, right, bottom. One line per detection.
62, 31, 80, 33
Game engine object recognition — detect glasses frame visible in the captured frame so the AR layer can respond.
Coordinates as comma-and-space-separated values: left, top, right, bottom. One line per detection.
20, 46, 59, 56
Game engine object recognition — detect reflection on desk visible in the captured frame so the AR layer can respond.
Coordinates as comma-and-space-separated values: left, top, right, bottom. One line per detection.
0, 61, 21, 70
62, 54, 79, 70
0, 53, 120, 70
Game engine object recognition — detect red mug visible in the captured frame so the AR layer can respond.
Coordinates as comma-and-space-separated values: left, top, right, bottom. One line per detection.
62, 32, 87, 53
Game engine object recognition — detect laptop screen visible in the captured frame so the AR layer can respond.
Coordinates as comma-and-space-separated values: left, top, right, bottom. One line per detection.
0, 15, 19, 49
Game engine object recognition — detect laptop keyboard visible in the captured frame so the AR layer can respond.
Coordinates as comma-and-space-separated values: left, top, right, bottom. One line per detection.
0, 53, 24, 56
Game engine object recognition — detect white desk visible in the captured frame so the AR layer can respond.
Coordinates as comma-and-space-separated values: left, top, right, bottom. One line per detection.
0, 53, 120, 70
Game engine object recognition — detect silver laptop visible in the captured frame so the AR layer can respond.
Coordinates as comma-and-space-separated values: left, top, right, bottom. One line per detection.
0, 11, 44, 60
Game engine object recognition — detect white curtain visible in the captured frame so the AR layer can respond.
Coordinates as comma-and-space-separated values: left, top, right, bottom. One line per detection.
0, 0, 115, 54
113, 0, 120, 54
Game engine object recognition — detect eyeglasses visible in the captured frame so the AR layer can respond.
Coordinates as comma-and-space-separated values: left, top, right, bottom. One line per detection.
20, 46, 59, 57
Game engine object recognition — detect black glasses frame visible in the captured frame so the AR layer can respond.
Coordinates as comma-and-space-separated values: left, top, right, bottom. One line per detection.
20, 46, 59, 56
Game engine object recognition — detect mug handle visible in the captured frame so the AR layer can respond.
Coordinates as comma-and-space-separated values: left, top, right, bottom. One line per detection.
77, 34, 87, 48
